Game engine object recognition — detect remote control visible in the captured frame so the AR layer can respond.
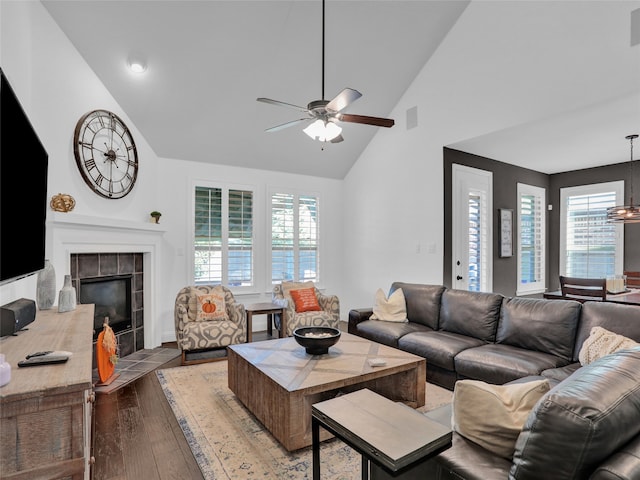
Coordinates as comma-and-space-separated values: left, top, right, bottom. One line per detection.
368, 358, 387, 367
18, 355, 69, 367
26, 350, 53, 359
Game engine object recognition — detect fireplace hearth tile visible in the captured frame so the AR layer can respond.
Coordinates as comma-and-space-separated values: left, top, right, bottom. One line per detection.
93, 347, 180, 395
118, 253, 134, 274
99, 253, 118, 276
118, 330, 135, 357
134, 290, 143, 311
78, 253, 99, 278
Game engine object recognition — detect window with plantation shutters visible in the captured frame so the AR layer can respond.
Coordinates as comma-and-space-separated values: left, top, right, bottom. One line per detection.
271, 193, 318, 284
517, 183, 545, 295
194, 185, 253, 287
560, 181, 624, 279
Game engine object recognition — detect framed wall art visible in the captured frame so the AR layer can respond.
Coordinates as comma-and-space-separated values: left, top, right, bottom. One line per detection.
500, 208, 513, 258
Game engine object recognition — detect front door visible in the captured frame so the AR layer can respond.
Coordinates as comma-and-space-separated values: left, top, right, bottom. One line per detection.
452, 164, 493, 292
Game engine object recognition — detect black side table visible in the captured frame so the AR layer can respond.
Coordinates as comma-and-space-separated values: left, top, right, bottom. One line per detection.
312, 388, 451, 479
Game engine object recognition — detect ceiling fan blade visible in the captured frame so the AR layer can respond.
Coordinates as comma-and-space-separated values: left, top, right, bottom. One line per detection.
330, 134, 344, 144
338, 113, 395, 128
264, 118, 310, 133
257, 97, 308, 113
325, 88, 362, 113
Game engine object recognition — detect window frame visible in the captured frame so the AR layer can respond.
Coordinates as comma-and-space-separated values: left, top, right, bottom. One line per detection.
559, 181, 624, 278
516, 183, 546, 295
191, 180, 255, 293
269, 189, 321, 286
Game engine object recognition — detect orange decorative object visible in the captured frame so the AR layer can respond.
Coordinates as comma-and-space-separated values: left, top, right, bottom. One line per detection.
96, 321, 117, 383
202, 300, 216, 313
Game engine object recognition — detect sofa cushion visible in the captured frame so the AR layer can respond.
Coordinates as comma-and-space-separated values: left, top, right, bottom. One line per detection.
433, 432, 513, 480
455, 343, 569, 385
573, 301, 640, 362
354, 319, 432, 348
579, 326, 639, 365
452, 379, 550, 459
496, 297, 580, 362
439, 289, 502, 342
510, 347, 640, 480
398, 331, 485, 370
540, 363, 581, 386
369, 288, 407, 322
389, 282, 444, 330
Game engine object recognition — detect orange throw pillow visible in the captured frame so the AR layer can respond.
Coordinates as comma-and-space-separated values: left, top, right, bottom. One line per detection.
290, 288, 321, 313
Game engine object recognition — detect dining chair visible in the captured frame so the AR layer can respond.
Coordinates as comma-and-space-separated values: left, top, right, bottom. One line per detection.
624, 271, 640, 288
559, 276, 607, 303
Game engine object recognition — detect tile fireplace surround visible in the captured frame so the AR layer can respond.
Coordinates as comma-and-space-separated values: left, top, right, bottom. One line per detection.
49, 213, 165, 350
71, 252, 144, 357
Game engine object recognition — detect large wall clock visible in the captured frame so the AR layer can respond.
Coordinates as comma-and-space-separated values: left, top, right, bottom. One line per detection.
73, 109, 138, 199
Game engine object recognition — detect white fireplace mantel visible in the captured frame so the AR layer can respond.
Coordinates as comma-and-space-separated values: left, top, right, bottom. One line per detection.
48, 212, 165, 348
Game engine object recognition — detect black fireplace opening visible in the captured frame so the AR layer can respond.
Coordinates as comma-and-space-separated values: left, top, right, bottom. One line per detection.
79, 274, 133, 340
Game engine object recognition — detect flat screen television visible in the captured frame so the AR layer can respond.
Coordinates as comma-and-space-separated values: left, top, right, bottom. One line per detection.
0, 67, 49, 285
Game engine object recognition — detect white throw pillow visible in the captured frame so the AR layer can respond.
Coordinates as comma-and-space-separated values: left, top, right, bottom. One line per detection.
452, 379, 550, 459
369, 288, 407, 323
579, 326, 640, 365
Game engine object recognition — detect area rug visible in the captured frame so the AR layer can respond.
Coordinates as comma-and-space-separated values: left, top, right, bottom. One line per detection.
156, 360, 452, 479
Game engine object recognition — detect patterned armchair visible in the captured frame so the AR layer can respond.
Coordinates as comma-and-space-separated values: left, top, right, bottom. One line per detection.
272, 281, 340, 337
174, 285, 246, 365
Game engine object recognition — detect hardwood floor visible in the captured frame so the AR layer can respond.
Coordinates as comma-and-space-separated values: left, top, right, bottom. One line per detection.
92, 331, 277, 480
91, 346, 203, 480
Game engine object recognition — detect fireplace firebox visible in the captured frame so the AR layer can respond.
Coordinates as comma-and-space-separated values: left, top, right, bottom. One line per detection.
80, 275, 133, 340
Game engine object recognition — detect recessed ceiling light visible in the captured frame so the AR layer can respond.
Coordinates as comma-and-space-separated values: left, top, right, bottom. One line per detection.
127, 54, 147, 74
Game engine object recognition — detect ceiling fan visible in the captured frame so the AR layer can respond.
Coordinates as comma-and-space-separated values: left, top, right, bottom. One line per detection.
257, 0, 395, 143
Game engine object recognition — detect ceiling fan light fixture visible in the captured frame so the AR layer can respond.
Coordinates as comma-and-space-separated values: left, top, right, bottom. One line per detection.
607, 134, 640, 223
303, 119, 342, 142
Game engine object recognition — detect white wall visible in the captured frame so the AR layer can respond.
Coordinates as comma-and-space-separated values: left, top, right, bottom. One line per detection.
156, 158, 344, 341
341, 0, 640, 311
1, 0, 159, 306
0, 1, 344, 344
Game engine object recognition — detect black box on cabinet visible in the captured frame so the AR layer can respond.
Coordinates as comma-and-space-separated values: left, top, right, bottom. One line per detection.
1, 298, 36, 337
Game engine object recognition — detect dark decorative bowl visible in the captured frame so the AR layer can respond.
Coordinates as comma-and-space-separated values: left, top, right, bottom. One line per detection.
293, 327, 341, 355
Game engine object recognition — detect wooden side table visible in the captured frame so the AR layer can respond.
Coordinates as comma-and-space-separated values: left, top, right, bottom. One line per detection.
312, 388, 451, 479
245, 302, 286, 342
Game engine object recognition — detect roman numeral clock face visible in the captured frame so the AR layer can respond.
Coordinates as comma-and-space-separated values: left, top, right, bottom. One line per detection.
73, 110, 138, 199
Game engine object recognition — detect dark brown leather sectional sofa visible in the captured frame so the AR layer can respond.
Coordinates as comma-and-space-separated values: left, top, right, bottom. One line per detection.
348, 282, 640, 480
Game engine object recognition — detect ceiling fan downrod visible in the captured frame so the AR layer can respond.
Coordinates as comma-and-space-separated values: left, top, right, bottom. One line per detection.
321, 0, 325, 100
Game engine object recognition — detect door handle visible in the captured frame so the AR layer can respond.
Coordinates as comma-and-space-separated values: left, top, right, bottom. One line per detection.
456, 275, 463, 281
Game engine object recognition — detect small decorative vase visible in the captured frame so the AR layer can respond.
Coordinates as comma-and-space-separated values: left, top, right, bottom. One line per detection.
36, 259, 56, 310
58, 275, 77, 313
0, 353, 11, 387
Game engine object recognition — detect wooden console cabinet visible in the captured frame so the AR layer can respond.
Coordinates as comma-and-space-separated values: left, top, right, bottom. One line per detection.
0, 304, 95, 480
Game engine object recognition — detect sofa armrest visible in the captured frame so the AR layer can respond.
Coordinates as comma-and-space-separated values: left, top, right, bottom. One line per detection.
589, 436, 640, 480
348, 308, 373, 334
227, 302, 246, 325
317, 292, 340, 322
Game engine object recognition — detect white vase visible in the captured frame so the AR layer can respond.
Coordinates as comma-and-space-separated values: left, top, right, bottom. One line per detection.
36, 259, 56, 310
58, 275, 77, 313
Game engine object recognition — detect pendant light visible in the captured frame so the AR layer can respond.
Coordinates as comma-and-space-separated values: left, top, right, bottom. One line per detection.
607, 134, 640, 223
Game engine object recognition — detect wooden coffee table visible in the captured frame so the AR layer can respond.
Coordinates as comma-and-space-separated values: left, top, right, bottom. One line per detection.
227, 332, 426, 451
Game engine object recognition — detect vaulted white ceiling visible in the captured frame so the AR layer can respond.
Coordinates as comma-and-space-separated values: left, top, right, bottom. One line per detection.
42, 1, 640, 179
